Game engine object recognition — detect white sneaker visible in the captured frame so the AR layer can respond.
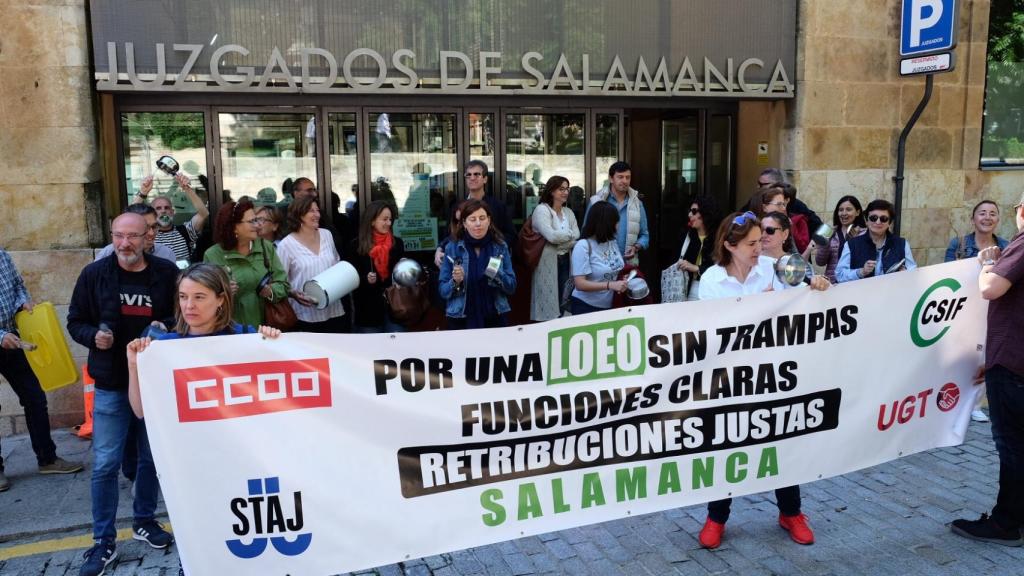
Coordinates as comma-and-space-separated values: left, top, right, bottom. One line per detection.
971, 409, 990, 422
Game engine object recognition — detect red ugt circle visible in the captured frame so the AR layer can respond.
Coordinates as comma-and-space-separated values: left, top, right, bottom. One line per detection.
936, 383, 960, 412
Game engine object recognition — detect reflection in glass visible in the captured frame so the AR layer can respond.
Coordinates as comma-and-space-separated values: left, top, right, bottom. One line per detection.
368, 112, 458, 251
505, 113, 586, 224
469, 112, 496, 189
659, 115, 700, 266
595, 114, 620, 194
218, 112, 317, 207
328, 113, 359, 221
121, 112, 208, 225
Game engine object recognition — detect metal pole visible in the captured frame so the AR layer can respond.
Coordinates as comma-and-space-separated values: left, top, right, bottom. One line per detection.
893, 74, 934, 237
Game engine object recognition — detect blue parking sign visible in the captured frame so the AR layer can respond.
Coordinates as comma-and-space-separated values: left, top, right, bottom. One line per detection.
901, 0, 958, 56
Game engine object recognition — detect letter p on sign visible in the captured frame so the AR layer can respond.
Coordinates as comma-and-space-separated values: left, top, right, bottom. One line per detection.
901, 0, 957, 56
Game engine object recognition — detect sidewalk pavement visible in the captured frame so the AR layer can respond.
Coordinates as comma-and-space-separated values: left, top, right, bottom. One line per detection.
1, 422, 1022, 575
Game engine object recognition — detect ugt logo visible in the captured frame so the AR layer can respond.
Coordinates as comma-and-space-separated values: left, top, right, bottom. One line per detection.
909, 278, 966, 348
226, 477, 311, 559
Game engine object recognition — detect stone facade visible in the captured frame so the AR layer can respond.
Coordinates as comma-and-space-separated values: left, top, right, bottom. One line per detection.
784, 0, 1020, 263
1, 0, 98, 434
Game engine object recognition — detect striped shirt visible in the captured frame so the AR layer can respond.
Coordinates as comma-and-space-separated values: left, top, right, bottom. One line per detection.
155, 221, 198, 263
0, 249, 31, 340
277, 229, 345, 323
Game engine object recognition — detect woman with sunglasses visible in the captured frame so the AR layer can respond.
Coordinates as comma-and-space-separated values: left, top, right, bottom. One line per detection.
697, 211, 828, 550
530, 176, 580, 321
760, 212, 815, 282
814, 196, 866, 284
835, 199, 917, 282
675, 196, 721, 301
203, 199, 290, 327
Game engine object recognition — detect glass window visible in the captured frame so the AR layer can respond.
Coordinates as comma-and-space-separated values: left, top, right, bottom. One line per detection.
595, 114, 620, 194
469, 112, 496, 181
505, 113, 586, 224
121, 112, 209, 224
369, 112, 458, 251
218, 112, 318, 206
981, 2, 1024, 168
328, 112, 359, 219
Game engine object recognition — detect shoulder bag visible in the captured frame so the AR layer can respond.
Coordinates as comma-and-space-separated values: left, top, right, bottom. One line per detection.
260, 240, 298, 331
516, 208, 546, 270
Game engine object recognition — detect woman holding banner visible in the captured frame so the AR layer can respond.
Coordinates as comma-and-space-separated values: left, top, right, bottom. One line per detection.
439, 199, 516, 329
125, 263, 279, 576
697, 211, 828, 549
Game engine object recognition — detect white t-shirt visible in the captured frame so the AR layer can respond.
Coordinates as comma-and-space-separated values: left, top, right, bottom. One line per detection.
698, 256, 788, 300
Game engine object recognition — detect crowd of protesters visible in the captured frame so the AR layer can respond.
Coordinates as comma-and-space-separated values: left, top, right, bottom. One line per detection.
0, 158, 1021, 575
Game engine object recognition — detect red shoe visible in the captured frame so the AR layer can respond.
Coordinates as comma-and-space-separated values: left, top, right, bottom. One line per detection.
779, 513, 815, 544
698, 517, 725, 549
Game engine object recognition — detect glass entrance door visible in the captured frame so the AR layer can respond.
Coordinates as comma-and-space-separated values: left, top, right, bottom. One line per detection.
657, 115, 701, 271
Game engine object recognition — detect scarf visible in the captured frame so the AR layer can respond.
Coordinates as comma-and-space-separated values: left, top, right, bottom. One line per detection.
369, 231, 393, 279
463, 234, 497, 329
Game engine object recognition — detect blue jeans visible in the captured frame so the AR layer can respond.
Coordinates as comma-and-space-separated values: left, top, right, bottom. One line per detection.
353, 313, 406, 334
0, 347, 57, 467
987, 365, 1024, 531
92, 389, 158, 542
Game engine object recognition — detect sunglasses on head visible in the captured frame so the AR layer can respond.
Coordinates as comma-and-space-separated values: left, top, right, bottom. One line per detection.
868, 214, 891, 223
731, 211, 758, 226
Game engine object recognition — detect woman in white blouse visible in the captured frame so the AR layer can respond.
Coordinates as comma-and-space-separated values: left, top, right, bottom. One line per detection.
530, 176, 580, 321
696, 211, 828, 550
276, 195, 347, 332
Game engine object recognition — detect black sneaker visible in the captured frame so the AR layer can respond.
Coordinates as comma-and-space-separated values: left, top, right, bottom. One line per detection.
951, 513, 1023, 546
132, 520, 174, 549
79, 541, 117, 576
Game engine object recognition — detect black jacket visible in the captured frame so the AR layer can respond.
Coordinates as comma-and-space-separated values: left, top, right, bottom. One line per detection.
347, 237, 405, 328
680, 228, 716, 277
67, 253, 178, 388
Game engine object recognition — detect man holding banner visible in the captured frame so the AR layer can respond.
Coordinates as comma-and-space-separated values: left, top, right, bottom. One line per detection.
952, 195, 1024, 546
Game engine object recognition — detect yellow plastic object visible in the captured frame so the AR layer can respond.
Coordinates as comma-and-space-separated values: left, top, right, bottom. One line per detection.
14, 302, 79, 391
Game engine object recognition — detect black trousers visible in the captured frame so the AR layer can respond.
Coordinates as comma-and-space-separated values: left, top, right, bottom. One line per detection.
0, 347, 57, 467
707, 485, 801, 523
988, 365, 1024, 530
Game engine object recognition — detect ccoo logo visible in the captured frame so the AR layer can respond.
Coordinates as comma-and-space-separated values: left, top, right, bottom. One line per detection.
910, 278, 967, 348
226, 477, 311, 559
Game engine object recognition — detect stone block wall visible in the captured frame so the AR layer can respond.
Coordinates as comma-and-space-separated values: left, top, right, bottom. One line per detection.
1, 0, 98, 435
783, 0, 1021, 265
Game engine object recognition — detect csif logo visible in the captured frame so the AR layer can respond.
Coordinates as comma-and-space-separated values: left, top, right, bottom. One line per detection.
226, 476, 311, 559
909, 278, 967, 348
174, 358, 331, 422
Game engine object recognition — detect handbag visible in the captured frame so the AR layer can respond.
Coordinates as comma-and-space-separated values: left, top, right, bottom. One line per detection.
260, 240, 298, 331
661, 233, 692, 303
516, 209, 546, 270
385, 278, 430, 326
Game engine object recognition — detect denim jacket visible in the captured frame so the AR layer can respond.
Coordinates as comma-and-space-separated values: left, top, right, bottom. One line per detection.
944, 232, 1009, 262
438, 239, 516, 318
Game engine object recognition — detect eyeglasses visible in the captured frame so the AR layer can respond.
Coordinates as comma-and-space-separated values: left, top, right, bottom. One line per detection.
111, 232, 146, 241
241, 217, 266, 226
689, 208, 701, 215
765, 200, 788, 209
464, 172, 485, 178
732, 211, 758, 226
1014, 203, 1023, 211
763, 226, 780, 236
557, 185, 570, 191
867, 215, 891, 223
758, 180, 773, 187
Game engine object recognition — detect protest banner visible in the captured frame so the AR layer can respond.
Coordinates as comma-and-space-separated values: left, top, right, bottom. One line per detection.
138, 259, 986, 575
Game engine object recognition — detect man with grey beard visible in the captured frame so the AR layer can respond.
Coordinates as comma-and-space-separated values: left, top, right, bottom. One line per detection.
67, 213, 179, 576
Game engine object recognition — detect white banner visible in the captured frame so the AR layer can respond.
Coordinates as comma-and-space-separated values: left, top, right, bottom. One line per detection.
138, 259, 987, 576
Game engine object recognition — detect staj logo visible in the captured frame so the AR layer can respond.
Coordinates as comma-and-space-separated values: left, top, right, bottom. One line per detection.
909, 278, 966, 348
877, 382, 961, 430
226, 476, 312, 559
174, 358, 331, 422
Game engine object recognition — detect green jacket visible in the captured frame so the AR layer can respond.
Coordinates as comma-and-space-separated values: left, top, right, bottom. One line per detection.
204, 239, 290, 327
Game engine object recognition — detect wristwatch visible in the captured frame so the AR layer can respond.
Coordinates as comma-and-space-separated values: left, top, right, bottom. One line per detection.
983, 259, 996, 266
